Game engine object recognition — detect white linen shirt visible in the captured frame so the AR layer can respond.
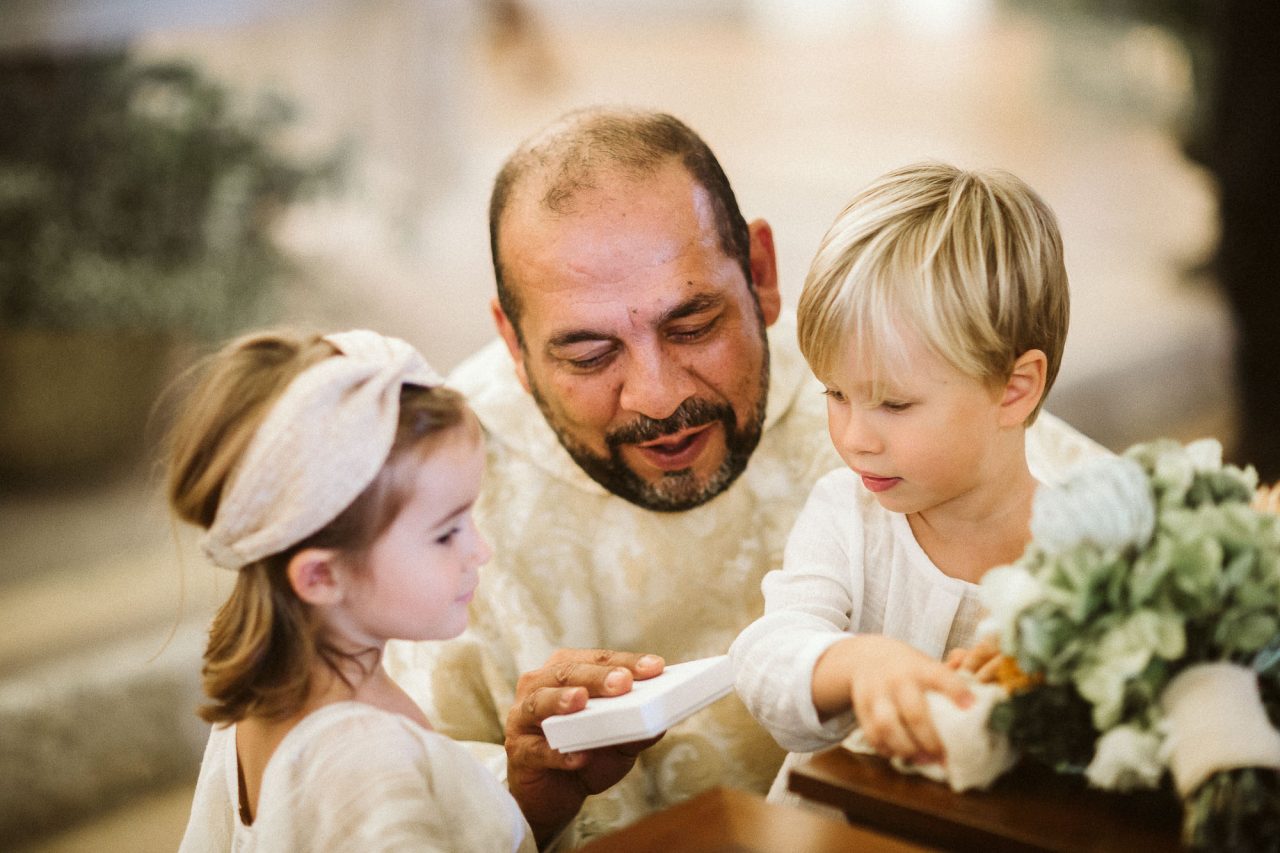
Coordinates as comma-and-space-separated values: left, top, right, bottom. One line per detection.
731, 458, 1079, 755
178, 702, 534, 853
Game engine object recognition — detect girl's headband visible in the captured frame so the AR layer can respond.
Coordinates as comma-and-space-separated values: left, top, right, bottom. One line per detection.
201, 329, 443, 570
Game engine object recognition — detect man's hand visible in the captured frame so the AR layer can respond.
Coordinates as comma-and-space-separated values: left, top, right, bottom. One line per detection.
505, 648, 664, 846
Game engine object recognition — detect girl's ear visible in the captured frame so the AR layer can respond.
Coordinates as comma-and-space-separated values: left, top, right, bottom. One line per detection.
286, 548, 346, 606
999, 349, 1048, 427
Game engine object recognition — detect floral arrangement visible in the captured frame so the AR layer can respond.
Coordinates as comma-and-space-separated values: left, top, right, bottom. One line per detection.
979, 438, 1280, 851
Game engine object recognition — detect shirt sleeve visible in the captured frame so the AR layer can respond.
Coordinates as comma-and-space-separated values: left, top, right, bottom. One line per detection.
177, 724, 235, 853
1026, 410, 1110, 483
730, 472, 863, 752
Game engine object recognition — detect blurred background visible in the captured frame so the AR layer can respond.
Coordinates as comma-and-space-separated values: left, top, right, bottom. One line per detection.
2, 0, 1275, 849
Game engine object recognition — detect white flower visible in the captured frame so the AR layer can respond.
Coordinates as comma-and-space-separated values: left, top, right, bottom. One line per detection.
1085, 725, 1165, 791
977, 565, 1045, 646
1031, 456, 1155, 554
1184, 438, 1223, 473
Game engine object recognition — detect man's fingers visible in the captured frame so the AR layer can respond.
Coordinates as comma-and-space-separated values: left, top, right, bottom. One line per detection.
517, 650, 665, 699
545, 649, 665, 679
508, 685, 587, 734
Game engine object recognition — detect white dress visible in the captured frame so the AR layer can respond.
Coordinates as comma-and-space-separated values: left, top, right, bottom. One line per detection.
385, 314, 1105, 843
178, 702, 534, 853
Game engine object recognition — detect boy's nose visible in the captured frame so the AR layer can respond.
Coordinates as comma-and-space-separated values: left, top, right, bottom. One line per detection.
839, 410, 882, 455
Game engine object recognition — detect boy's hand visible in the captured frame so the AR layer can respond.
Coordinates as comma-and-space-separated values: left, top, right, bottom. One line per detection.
815, 635, 972, 765
945, 637, 1003, 682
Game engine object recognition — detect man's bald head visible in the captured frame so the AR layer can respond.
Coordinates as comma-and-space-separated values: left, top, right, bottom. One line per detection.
488, 108, 753, 345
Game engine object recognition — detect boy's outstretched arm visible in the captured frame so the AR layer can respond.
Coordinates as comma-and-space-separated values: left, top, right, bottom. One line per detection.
812, 634, 973, 764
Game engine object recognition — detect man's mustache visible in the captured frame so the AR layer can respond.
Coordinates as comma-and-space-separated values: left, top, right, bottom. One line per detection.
606, 398, 735, 447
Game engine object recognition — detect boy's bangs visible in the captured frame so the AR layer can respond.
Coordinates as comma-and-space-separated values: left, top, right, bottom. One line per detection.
848, 282, 919, 406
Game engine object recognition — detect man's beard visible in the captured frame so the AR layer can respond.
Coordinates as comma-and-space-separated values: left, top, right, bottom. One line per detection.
530, 352, 770, 512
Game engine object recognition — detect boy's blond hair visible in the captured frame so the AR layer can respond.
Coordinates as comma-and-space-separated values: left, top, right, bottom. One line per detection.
797, 162, 1069, 422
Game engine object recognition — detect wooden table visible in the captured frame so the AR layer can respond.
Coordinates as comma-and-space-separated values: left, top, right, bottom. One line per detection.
578, 786, 935, 852
788, 747, 1184, 852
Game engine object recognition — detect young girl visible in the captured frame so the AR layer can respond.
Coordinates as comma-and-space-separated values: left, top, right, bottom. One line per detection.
732, 163, 1089, 777
172, 328, 534, 851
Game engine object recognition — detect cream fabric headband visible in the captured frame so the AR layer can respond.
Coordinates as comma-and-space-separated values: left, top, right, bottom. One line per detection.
201, 329, 444, 570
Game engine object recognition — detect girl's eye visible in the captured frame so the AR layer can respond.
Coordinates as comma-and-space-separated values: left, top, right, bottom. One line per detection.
822, 388, 847, 403
434, 527, 460, 546
881, 401, 912, 413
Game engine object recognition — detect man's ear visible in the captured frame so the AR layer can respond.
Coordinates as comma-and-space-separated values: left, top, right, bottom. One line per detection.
999, 349, 1048, 427
747, 219, 781, 328
491, 297, 532, 394
286, 548, 346, 607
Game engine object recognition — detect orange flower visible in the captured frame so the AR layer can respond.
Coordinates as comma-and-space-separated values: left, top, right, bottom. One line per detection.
995, 656, 1044, 694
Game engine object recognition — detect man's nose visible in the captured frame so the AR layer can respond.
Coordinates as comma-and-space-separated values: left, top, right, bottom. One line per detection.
617, 345, 697, 420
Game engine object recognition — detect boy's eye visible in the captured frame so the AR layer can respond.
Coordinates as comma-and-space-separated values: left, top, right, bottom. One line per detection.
881, 400, 912, 413
434, 527, 460, 546
822, 387, 847, 403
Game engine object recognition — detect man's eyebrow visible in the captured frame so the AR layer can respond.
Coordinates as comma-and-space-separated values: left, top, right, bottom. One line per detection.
657, 292, 724, 325
546, 328, 616, 349
544, 292, 725, 351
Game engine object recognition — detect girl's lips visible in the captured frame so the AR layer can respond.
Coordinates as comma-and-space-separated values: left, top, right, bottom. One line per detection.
633, 424, 716, 472
859, 474, 901, 493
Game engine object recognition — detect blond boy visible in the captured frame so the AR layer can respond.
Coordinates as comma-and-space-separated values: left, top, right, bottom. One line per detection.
732, 162, 1073, 772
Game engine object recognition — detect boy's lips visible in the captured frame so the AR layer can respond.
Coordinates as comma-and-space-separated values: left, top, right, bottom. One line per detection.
858, 473, 902, 493
631, 424, 716, 471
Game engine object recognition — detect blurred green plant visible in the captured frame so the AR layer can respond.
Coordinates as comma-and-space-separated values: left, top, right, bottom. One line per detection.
0, 51, 340, 337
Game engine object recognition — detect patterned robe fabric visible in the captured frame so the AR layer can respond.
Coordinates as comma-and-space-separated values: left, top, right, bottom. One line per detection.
385, 315, 1104, 845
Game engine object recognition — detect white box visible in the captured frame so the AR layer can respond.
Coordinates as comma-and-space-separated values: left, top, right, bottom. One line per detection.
541, 655, 734, 753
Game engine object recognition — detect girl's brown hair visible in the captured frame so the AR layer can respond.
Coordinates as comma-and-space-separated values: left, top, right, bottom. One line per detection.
165, 328, 473, 724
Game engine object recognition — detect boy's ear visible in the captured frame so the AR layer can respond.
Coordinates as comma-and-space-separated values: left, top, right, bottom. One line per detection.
286, 548, 347, 606
999, 349, 1048, 427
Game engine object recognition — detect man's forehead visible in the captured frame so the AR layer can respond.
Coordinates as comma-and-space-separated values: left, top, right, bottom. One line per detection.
508, 160, 702, 228
502, 167, 725, 288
